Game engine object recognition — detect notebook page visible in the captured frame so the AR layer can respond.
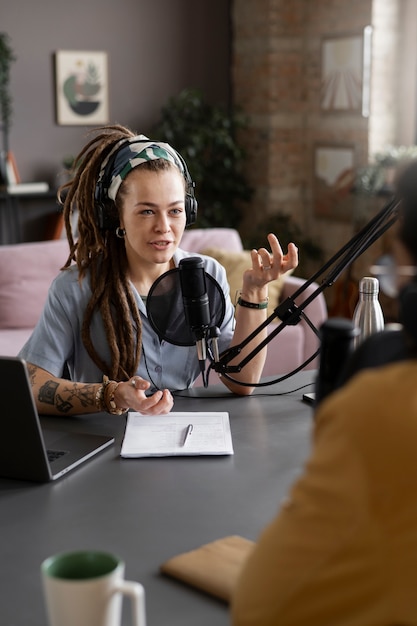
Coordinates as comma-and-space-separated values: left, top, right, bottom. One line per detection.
120, 412, 233, 457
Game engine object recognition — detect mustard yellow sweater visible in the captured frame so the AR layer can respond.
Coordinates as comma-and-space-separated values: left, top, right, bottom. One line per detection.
231, 361, 417, 626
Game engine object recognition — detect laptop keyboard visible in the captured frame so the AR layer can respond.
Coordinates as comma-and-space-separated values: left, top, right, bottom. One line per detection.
47, 449, 67, 463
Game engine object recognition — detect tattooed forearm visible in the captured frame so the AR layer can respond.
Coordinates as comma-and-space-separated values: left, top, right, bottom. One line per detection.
38, 382, 97, 413
26, 362, 99, 415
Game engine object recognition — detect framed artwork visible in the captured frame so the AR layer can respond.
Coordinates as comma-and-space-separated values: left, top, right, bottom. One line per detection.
313, 144, 356, 220
320, 27, 372, 116
54, 50, 109, 126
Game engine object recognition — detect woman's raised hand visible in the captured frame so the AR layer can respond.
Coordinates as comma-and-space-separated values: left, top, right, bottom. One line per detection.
243, 233, 298, 290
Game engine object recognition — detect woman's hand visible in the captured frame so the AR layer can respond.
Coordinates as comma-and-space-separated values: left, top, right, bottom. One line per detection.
116, 377, 174, 415
242, 233, 298, 293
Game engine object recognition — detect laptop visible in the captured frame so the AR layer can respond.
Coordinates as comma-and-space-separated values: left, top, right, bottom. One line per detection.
0, 357, 115, 482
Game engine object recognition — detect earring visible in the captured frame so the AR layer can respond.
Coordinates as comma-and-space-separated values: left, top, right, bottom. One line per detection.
115, 226, 126, 239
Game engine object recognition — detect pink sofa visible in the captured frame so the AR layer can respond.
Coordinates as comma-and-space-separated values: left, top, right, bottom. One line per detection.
0, 238, 71, 357
0, 229, 327, 377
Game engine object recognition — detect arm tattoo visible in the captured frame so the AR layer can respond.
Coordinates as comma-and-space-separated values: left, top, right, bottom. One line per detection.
62, 383, 97, 408
33, 368, 97, 414
39, 380, 59, 405
55, 393, 73, 414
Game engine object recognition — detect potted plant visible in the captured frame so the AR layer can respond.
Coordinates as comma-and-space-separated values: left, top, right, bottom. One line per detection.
354, 145, 417, 195
151, 87, 253, 229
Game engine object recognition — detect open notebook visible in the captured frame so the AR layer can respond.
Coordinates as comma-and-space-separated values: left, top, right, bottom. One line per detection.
0, 357, 114, 482
121, 412, 234, 457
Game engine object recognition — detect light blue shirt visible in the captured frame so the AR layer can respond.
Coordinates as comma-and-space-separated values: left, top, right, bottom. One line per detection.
19, 249, 235, 391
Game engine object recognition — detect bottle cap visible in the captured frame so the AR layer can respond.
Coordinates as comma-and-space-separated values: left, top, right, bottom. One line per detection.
359, 276, 379, 294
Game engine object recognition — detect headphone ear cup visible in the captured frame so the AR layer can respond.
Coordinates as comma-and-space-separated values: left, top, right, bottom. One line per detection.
185, 193, 198, 226
95, 177, 118, 232
398, 282, 417, 346
95, 199, 119, 232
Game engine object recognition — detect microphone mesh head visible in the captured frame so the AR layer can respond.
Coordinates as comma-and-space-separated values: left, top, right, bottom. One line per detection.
146, 268, 226, 346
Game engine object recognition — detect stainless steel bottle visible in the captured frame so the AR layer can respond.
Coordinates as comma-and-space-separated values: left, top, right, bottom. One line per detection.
352, 276, 384, 347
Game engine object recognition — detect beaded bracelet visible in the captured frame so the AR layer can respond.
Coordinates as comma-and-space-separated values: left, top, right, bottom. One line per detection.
95, 381, 106, 412
95, 376, 129, 415
237, 296, 269, 310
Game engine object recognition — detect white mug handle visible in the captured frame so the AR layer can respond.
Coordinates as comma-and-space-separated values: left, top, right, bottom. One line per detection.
114, 581, 146, 626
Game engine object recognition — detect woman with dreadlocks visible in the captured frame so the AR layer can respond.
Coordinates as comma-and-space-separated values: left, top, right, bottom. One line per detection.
19, 125, 298, 416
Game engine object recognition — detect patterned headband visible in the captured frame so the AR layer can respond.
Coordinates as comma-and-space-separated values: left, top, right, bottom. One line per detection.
98, 134, 186, 202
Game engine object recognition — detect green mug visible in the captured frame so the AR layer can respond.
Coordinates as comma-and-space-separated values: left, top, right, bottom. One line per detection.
41, 550, 146, 626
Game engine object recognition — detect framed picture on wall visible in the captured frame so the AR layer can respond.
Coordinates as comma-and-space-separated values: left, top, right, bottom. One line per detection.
54, 50, 109, 126
320, 27, 372, 116
313, 144, 356, 220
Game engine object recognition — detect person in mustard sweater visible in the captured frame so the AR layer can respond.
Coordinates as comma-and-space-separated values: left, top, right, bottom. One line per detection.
231, 160, 417, 626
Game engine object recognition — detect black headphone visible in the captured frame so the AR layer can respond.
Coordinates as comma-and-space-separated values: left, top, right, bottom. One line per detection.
94, 137, 198, 232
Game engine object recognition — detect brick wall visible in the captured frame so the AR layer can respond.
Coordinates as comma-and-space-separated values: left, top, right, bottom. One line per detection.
233, 0, 372, 214
231, 0, 411, 314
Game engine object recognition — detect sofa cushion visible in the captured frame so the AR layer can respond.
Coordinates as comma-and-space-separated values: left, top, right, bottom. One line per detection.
0, 239, 70, 329
200, 247, 288, 318
0, 328, 34, 356
180, 228, 243, 254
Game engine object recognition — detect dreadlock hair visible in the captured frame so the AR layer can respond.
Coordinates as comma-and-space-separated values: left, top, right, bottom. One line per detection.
57, 124, 170, 382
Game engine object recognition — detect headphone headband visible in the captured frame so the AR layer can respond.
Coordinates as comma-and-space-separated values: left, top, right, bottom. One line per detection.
95, 136, 197, 230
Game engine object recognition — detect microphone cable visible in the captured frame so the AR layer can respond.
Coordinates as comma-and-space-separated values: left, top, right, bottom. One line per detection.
206, 345, 320, 389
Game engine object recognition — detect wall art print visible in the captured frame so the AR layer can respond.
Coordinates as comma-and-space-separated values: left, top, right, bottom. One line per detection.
320, 31, 371, 115
55, 50, 109, 126
313, 144, 356, 220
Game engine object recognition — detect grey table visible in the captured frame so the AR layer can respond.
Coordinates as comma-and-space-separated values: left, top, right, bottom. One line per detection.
0, 371, 315, 626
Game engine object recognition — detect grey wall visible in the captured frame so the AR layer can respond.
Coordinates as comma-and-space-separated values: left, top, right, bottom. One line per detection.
1, 0, 231, 186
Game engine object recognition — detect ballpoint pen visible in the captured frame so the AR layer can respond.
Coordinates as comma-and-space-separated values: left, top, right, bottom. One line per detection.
182, 423, 193, 446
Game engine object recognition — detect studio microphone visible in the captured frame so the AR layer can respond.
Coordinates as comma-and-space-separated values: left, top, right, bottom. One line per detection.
179, 257, 211, 374
146, 258, 226, 386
